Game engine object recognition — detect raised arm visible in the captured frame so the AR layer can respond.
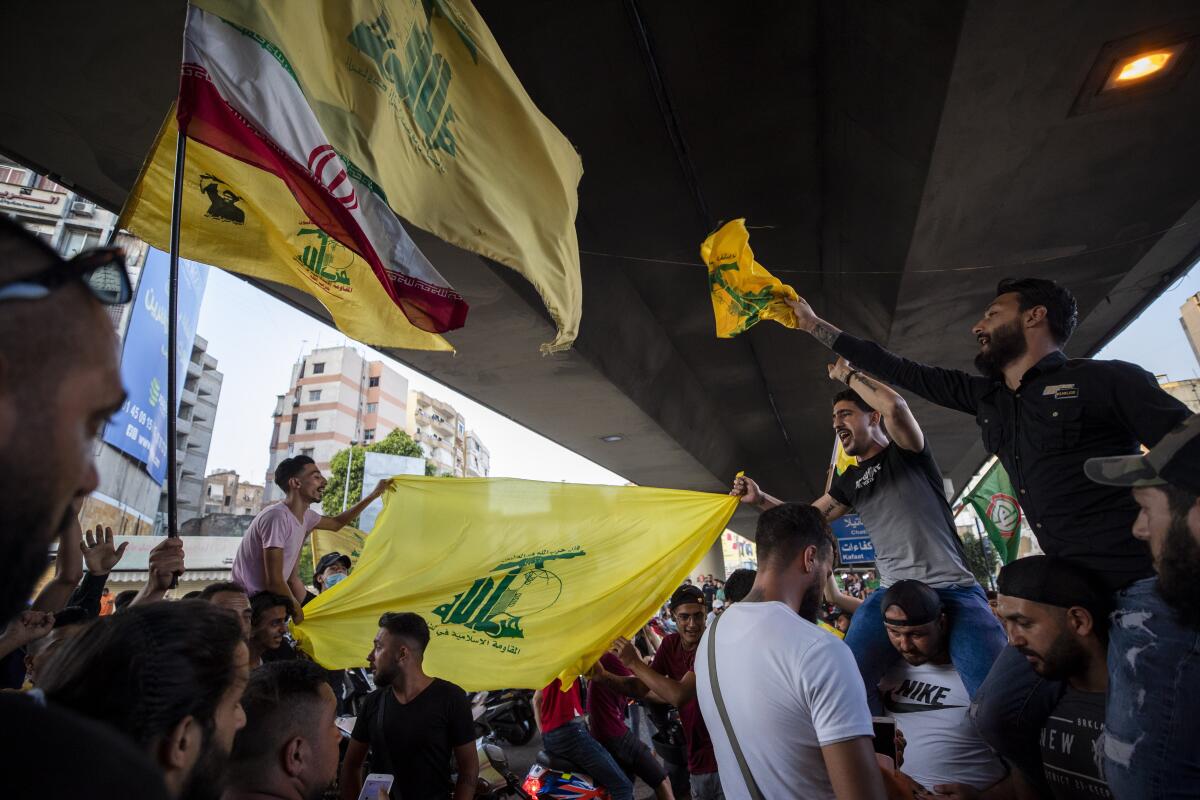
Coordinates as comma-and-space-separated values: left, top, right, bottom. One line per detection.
32, 515, 85, 612
786, 296, 983, 415
825, 575, 862, 614
828, 357, 925, 452
613, 638, 696, 709
731, 474, 783, 511
318, 477, 396, 530
733, 475, 847, 522
588, 660, 650, 700
131, 537, 186, 607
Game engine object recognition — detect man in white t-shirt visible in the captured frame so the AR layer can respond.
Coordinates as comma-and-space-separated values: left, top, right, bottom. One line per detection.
231, 455, 392, 622
876, 580, 1007, 793
694, 503, 885, 800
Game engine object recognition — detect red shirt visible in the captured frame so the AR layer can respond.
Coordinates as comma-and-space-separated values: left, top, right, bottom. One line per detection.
539, 678, 583, 734
588, 652, 632, 742
650, 633, 717, 774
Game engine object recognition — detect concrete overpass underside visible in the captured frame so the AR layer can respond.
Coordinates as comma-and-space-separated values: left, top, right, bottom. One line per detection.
3, 1, 1199, 536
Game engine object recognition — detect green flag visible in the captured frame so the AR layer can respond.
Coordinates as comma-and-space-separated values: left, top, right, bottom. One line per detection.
965, 460, 1023, 564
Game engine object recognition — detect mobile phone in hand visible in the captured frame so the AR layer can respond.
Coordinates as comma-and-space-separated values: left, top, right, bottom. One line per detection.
357, 773, 394, 800
872, 716, 897, 763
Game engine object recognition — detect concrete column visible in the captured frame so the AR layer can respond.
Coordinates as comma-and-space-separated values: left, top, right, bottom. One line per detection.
693, 537, 726, 582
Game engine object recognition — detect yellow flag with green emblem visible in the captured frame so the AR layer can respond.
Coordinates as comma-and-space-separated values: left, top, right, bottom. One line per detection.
293, 477, 737, 690
701, 218, 800, 338
311, 526, 369, 570
189, 0, 584, 353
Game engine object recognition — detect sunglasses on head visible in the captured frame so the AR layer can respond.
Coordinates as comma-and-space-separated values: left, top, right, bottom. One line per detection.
0, 246, 133, 305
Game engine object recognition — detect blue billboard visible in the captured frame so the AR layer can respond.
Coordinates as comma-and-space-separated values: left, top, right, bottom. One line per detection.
102, 248, 208, 485
830, 514, 876, 565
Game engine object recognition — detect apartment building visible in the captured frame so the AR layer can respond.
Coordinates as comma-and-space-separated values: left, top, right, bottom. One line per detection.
202, 470, 264, 517
264, 346, 409, 502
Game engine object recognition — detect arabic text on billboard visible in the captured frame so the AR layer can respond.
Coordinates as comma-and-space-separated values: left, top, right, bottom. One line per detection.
102, 248, 207, 484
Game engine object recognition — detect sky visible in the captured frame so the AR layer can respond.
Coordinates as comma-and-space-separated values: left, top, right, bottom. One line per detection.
196, 261, 1199, 490
195, 269, 627, 487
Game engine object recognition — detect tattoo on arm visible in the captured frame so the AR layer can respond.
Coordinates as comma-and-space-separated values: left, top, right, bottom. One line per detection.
850, 372, 878, 392
811, 320, 840, 349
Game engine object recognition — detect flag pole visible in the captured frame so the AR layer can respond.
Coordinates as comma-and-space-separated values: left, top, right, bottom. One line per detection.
166, 126, 187, 552
973, 516, 995, 591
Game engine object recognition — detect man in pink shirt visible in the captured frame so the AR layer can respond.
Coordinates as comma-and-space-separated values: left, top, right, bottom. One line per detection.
231, 455, 392, 623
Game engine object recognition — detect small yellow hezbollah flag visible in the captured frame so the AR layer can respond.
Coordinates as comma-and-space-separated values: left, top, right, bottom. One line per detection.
832, 437, 859, 477
701, 219, 800, 338
311, 526, 368, 571
191, 0, 584, 353
294, 478, 737, 690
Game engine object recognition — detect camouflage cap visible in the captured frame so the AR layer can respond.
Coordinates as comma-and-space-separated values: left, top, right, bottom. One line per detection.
1084, 414, 1200, 495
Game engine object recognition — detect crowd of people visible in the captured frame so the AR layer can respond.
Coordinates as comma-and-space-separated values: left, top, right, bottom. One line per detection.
1, 209, 1198, 800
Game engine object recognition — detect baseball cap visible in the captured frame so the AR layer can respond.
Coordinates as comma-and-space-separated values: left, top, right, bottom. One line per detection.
314, 551, 352, 576
669, 584, 706, 610
996, 555, 1110, 618
1085, 414, 1200, 495
880, 580, 943, 627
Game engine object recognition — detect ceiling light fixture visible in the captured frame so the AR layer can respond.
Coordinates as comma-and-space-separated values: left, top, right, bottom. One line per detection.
1071, 25, 1199, 116
1104, 44, 1185, 90
599, 434, 624, 443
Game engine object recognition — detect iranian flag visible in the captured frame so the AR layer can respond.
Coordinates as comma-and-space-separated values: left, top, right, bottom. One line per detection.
126, 5, 468, 340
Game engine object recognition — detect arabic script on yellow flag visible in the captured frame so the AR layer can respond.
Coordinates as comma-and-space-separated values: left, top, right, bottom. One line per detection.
194, 0, 584, 353
700, 218, 800, 338
294, 478, 737, 690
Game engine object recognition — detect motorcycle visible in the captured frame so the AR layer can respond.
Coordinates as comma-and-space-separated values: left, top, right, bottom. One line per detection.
520, 750, 611, 800
474, 739, 531, 799
473, 688, 536, 746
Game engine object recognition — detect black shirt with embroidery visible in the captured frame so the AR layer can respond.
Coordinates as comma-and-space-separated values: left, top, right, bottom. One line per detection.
833, 334, 1189, 590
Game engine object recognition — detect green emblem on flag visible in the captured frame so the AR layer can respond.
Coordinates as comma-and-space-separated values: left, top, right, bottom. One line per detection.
965, 461, 1023, 564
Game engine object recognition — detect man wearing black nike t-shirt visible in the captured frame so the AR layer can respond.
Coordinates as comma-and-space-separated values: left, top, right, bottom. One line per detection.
340, 612, 478, 800
0, 219, 168, 798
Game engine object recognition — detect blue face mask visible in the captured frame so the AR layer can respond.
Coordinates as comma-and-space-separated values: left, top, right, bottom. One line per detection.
323, 571, 348, 590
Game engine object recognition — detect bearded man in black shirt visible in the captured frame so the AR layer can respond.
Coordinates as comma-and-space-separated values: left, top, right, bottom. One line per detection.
785, 277, 1189, 792
340, 612, 478, 800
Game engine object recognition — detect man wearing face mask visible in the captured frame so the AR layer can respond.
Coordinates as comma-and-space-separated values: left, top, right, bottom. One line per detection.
313, 551, 352, 594
339, 612, 478, 800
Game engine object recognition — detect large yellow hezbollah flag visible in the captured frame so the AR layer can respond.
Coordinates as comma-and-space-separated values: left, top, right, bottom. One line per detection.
701, 218, 800, 338
191, 0, 584, 352
294, 478, 737, 690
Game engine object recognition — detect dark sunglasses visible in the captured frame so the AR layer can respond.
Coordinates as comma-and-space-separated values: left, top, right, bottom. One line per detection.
0, 246, 132, 305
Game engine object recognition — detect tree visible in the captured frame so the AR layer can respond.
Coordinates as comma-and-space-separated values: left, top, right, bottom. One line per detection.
961, 529, 1000, 589
298, 540, 314, 587
321, 429, 428, 518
